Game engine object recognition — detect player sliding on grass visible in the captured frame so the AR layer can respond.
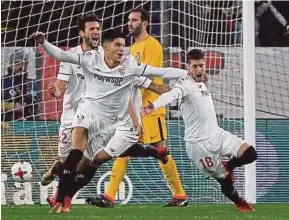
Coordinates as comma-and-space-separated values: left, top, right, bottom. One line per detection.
142, 49, 257, 212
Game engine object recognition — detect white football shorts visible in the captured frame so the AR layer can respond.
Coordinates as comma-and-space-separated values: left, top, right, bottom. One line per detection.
186, 128, 245, 179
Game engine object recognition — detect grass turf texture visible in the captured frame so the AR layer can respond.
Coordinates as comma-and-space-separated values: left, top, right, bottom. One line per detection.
2, 204, 288, 220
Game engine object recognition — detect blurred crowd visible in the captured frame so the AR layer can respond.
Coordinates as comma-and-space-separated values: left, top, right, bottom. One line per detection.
1, 49, 39, 121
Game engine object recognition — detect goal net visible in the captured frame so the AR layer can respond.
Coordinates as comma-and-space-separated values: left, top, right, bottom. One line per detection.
1, 0, 289, 205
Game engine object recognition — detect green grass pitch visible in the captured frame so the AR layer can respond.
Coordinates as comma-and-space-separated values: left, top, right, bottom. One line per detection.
2, 204, 289, 220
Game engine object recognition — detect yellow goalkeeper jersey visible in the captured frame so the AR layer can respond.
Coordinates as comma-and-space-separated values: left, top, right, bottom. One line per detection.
130, 35, 165, 116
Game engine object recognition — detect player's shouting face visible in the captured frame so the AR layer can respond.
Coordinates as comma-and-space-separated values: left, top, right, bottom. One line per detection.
128, 11, 148, 36
188, 59, 206, 83
80, 21, 101, 49
186, 49, 208, 83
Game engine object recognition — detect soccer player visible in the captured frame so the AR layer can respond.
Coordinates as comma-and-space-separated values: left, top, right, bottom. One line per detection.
100, 8, 188, 208
47, 76, 171, 212
41, 14, 102, 187
85, 76, 173, 207
32, 29, 187, 213
57, 64, 186, 212
142, 49, 258, 212
38, 14, 102, 211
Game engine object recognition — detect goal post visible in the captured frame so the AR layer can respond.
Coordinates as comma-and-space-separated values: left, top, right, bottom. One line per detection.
243, 0, 256, 204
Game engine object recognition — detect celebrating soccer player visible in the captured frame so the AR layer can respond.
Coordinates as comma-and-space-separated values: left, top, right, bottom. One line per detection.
39, 14, 102, 211
142, 49, 258, 212
32, 25, 187, 212
95, 8, 188, 208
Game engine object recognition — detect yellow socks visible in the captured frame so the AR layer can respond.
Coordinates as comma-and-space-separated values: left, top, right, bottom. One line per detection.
105, 155, 186, 202
158, 155, 187, 199
104, 157, 130, 202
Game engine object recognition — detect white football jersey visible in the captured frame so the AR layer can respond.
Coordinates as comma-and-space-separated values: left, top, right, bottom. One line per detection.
79, 52, 146, 121
57, 45, 104, 122
118, 77, 144, 127
175, 76, 220, 142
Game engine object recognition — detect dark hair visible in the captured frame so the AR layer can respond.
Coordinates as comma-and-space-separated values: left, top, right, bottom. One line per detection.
130, 8, 149, 22
77, 14, 100, 31
102, 29, 126, 44
187, 49, 205, 62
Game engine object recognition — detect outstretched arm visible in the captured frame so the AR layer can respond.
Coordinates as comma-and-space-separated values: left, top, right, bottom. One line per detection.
141, 88, 182, 115
133, 76, 171, 95
141, 65, 188, 78
32, 32, 79, 64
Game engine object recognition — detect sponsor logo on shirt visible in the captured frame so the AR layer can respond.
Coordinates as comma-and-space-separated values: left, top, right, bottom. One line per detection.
201, 90, 209, 97
83, 51, 93, 57
76, 73, 85, 79
93, 73, 124, 86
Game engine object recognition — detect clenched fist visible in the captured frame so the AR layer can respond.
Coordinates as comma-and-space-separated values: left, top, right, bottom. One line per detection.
30, 32, 45, 44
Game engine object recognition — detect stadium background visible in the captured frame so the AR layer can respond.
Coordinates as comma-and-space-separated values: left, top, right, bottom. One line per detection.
1, 0, 289, 205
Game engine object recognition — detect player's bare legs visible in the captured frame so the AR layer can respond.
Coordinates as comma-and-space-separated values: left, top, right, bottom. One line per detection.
86, 143, 169, 207
218, 143, 257, 212
41, 157, 64, 186
103, 134, 187, 207
237, 143, 252, 158
59, 149, 115, 210
63, 149, 113, 208
90, 149, 112, 167
103, 112, 187, 207
223, 143, 257, 183
52, 127, 88, 213
120, 144, 169, 164
61, 156, 95, 212
47, 156, 91, 212
215, 173, 255, 212
102, 140, 187, 207
43, 157, 64, 209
